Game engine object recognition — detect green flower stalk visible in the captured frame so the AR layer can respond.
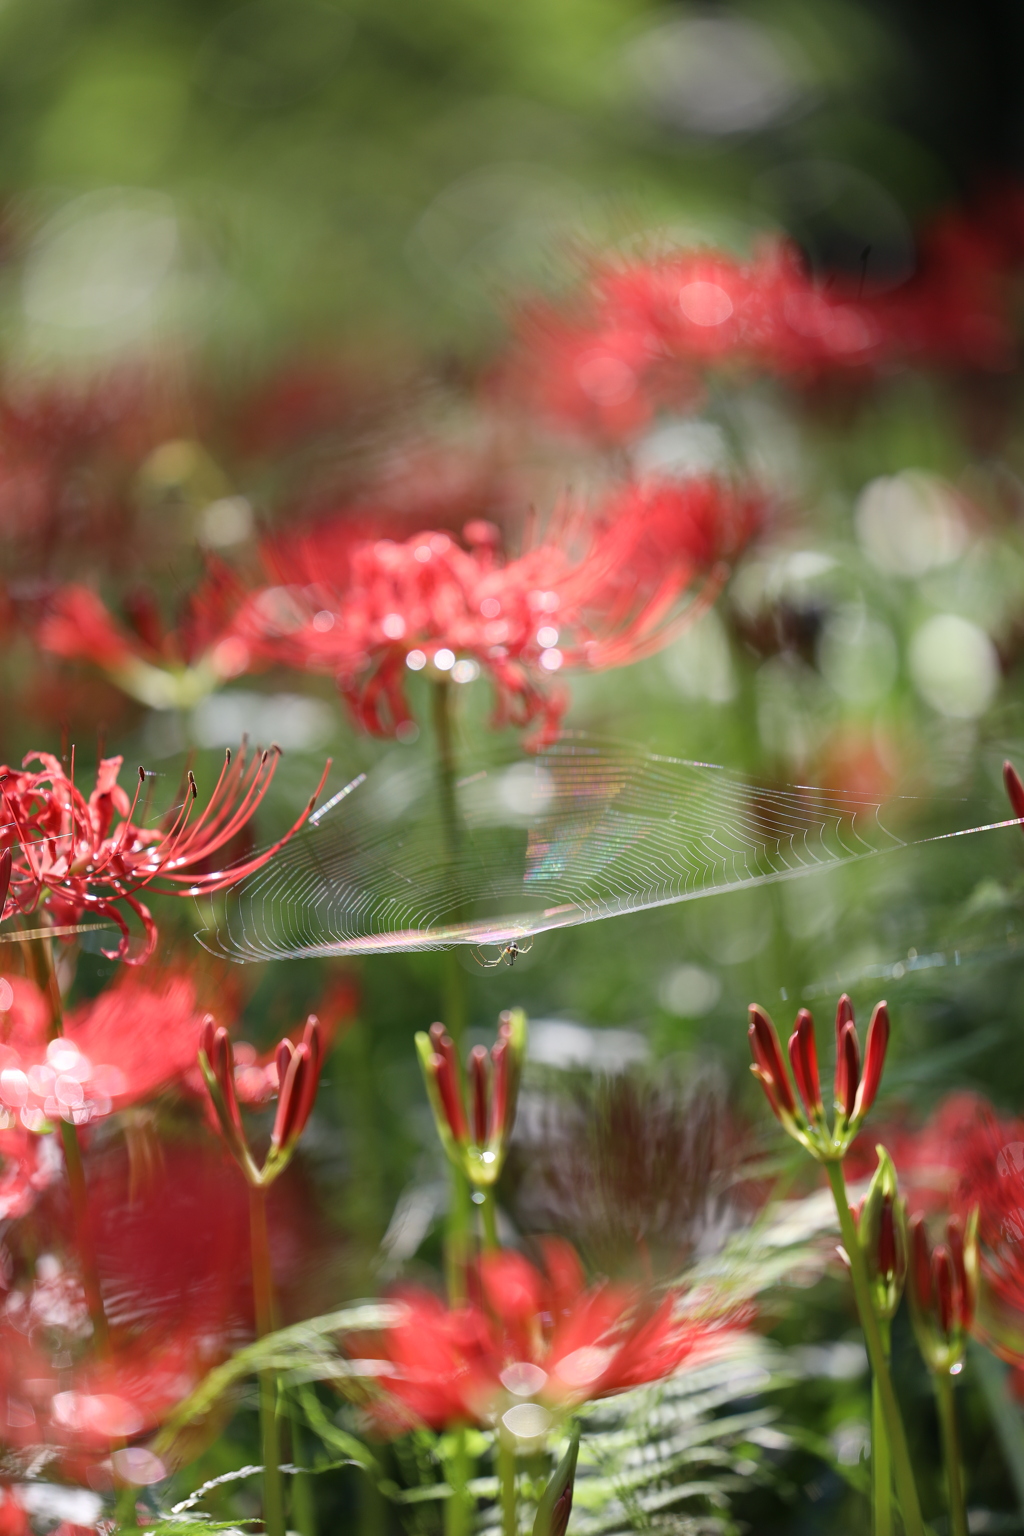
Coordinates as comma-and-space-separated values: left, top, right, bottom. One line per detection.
746, 997, 925, 1536
908, 1207, 979, 1536
853, 1147, 907, 1536
533, 1424, 581, 1536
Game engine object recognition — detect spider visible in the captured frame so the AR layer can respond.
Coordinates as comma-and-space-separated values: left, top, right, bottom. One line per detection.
474, 938, 534, 968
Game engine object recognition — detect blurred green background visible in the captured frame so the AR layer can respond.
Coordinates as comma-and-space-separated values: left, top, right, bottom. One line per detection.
6, 0, 1024, 1528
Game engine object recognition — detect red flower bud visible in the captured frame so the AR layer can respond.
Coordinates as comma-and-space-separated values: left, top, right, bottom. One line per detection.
432, 1051, 468, 1143
1005, 760, 1024, 825
271, 1040, 308, 1147
933, 1244, 955, 1335
836, 1021, 860, 1117
210, 1019, 243, 1131
946, 1215, 972, 1327
293, 1015, 323, 1134
0, 848, 10, 913
878, 1196, 896, 1281
470, 1045, 489, 1145
834, 995, 854, 1105
748, 1005, 796, 1119
910, 1213, 932, 1311
854, 1001, 889, 1120
490, 1038, 509, 1140
788, 1008, 822, 1116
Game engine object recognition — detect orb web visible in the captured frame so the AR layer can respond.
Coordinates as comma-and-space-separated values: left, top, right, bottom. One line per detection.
198, 734, 928, 962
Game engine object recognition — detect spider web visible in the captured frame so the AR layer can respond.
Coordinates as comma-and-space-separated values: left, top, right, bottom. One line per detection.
196, 733, 996, 963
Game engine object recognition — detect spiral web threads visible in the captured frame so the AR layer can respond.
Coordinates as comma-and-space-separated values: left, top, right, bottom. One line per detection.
199, 735, 908, 963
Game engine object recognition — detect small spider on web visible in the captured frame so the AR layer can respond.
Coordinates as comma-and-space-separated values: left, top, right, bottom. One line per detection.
474, 939, 534, 968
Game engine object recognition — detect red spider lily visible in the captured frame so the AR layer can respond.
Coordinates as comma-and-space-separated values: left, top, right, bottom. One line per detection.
0, 1139, 253, 1484
509, 212, 1019, 441
237, 475, 761, 745
0, 367, 180, 562
345, 1237, 745, 1436
0, 745, 329, 963
36, 566, 256, 711
416, 1010, 525, 1188
907, 1209, 978, 1375
747, 995, 890, 1158
0, 967, 216, 1128
199, 1016, 325, 1186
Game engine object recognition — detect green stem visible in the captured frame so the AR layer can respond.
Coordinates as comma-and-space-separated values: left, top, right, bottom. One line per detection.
444, 1426, 471, 1536
499, 1436, 518, 1536
445, 1161, 472, 1305
480, 1186, 500, 1252
935, 1371, 968, 1536
873, 1319, 893, 1536
250, 1184, 285, 1536
288, 1407, 317, 1536
27, 932, 109, 1350
431, 677, 473, 1305
825, 1162, 924, 1536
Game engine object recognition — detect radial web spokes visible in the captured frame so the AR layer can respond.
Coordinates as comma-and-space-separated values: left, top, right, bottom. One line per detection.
196, 734, 937, 962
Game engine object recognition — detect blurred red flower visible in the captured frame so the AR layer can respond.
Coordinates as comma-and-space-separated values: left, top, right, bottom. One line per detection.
237, 476, 761, 744
509, 210, 1019, 441
0, 745, 328, 962
869, 1094, 1024, 1364
36, 564, 256, 711
347, 1237, 745, 1435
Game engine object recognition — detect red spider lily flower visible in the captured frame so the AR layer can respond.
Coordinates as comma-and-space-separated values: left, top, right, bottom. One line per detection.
345, 1237, 745, 1436
908, 1210, 978, 1375
416, 1010, 526, 1187
0, 1138, 254, 1485
747, 996, 891, 1159
508, 216, 1019, 442
0, 967, 218, 1129
237, 475, 761, 746
199, 1016, 324, 1186
36, 568, 256, 711
865, 1095, 1024, 1365
0, 745, 329, 963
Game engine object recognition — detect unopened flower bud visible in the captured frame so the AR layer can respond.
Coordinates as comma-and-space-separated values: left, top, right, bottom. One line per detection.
416, 1011, 527, 1186
854, 1002, 889, 1121
907, 1207, 978, 1375
788, 1008, 823, 1117
836, 1021, 860, 1118
532, 1424, 580, 1536
748, 1005, 796, 1120
1005, 760, 1024, 825
858, 1145, 906, 1319
834, 994, 854, 1083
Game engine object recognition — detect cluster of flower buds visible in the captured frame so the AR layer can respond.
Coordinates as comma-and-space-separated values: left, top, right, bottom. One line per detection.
907, 1208, 979, 1375
748, 994, 890, 1160
415, 1009, 526, 1188
853, 1147, 908, 1322
198, 1015, 323, 1187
